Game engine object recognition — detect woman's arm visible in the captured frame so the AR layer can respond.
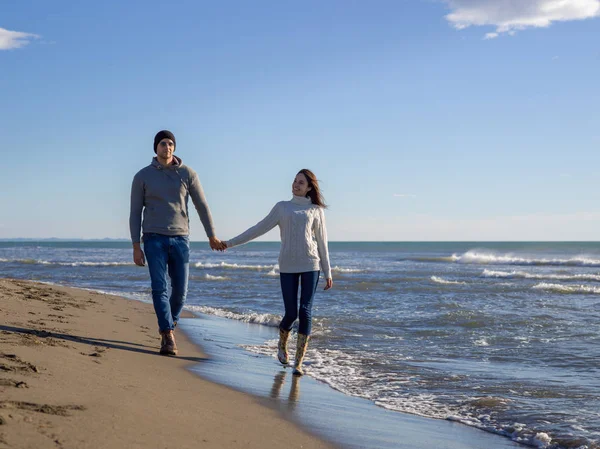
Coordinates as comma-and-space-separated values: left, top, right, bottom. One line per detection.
226, 203, 281, 248
314, 208, 332, 283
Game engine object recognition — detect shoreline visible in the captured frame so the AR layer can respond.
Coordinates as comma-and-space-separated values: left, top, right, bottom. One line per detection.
0, 277, 527, 449
0, 278, 337, 449
182, 312, 526, 449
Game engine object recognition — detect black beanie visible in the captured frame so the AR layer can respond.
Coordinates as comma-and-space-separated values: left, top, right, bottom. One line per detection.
154, 130, 176, 153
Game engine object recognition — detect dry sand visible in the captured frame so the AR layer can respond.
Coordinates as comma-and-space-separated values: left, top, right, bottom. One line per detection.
0, 278, 337, 449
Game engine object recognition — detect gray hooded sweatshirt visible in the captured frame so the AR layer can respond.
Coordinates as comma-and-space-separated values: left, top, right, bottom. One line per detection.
129, 156, 215, 243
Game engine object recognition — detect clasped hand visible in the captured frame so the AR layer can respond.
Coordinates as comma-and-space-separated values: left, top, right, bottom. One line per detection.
209, 236, 227, 252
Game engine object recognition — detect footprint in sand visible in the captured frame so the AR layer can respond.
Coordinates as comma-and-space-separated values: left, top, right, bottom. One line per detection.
0, 354, 40, 374
0, 401, 86, 416
80, 346, 109, 359
0, 379, 28, 388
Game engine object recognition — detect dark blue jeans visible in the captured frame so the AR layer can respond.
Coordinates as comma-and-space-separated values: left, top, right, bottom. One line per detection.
279, 271, 320, 335
143, 233, 189, 332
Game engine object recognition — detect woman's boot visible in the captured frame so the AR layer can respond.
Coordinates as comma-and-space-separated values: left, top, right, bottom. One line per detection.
293, 333, 310, 376
277, 328, 291, 365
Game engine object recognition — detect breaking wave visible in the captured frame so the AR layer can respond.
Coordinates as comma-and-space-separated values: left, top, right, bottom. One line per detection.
532, 282, 600, 295
482, 269, 600, 282
430, 276, 467, 285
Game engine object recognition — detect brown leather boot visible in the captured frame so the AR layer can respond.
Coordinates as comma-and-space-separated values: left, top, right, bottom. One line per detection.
160, 330, 178, 356
277, 328, 291, 365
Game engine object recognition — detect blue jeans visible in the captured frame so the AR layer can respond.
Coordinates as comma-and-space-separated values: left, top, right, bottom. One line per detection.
143, 233, 190, 332
279, 271, 320, 335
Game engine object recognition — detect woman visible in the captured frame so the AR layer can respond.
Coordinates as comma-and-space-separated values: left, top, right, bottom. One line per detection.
225, 169, 333, 376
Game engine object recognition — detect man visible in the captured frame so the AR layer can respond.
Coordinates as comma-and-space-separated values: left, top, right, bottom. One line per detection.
130, 130, 225, 356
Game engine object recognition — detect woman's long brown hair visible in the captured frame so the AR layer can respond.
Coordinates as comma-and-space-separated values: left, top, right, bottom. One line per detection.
298, 169, 327, 208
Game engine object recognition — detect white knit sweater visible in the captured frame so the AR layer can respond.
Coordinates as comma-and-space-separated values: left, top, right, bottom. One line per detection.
226, 196, 332, 279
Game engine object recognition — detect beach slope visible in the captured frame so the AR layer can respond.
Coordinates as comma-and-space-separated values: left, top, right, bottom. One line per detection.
0, 278, 336, 449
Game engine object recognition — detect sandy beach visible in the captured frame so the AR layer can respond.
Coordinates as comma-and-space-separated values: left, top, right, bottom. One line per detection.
0, 278, 336, 449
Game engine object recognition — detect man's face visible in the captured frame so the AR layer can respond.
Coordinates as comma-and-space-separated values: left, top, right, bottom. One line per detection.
156, 138, 175, 160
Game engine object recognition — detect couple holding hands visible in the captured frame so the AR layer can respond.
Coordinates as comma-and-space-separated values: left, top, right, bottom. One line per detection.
130, 130, 332, 376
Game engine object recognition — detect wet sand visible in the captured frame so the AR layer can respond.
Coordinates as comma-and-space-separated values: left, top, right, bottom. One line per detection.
183, 312, 526, 449
0, 278, 336, 449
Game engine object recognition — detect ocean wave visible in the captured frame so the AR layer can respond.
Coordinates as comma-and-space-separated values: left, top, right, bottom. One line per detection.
403, 255, 460, 263
64, 261, 133, 267
0, 258, 133, 267
331, 266, 364, 273
455, 251, 600, 267
482, 269, 600, 282
532, 282, 600, 295
0, 257, 40, 264
202, 274, 230, 281
192, 261, 363, 275
193, 261, 277, 270
408, 252, 600, 267
430, 276, 466, 285
184, 305, 281, 327
0, 256, 363, 276
474, 338, 490, 347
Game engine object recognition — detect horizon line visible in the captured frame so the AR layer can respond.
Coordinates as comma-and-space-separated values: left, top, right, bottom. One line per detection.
1, 238, 599, 243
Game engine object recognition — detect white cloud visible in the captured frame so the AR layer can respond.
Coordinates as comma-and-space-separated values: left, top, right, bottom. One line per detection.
393, 194, 417, 198
445, 0, 600, 38
0, 27, 39, 50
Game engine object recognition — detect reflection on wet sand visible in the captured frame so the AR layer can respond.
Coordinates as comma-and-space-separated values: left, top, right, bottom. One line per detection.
270, 371, 301, 409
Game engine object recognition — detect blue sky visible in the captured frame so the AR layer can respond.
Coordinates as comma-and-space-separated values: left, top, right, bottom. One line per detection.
1, 0, 599, 241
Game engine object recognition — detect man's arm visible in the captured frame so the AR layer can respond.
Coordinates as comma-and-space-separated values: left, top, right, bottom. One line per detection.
132, 242, 145, 266
130, 174, 146, 265
188, 172, 225, 250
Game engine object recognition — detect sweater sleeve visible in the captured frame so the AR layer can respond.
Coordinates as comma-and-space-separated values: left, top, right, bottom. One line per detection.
314, 208, 332, 279
129, 173, 144, 244
188, 171, 216, 238
226, 203, 280, 248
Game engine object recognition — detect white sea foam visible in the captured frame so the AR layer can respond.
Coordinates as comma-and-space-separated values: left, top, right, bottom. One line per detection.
0, 257, 39, 264
482, 269, 600, 282
532, 432, 553, 448
240, 340, 566, 449
193, 261, 277, 270
532, 282, 600, 295
409, 255, 460, 263
202, 274, 229, 281
184, 305, 281, 327
192, 261, 362, 274
0, 256, 363, 274
474, 338, 490, 347
430, 276, 466, 285
379, 334, 404, 340
242, 340, 456, 421
452, 251, 600, 267
65, 261, 132, 267
331, 266, 364, 273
